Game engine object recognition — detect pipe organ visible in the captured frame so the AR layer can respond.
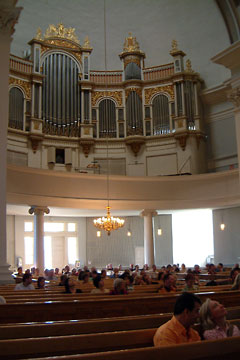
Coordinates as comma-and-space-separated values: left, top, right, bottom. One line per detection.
8, 23, 206, 175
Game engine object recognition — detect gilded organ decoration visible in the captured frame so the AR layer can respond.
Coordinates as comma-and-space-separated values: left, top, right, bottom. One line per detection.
92, 91, 123, 107
123, 55, 140, 69
44, 23, 80, 44
9, 77, 31, 99
144, 86, 174, 105
185, 59, 194, 73
44, 38, 80, 50
123, 32, 141, 52
35, 27, 43, 40
125, 87, 142, 100
83, 36, 92, 50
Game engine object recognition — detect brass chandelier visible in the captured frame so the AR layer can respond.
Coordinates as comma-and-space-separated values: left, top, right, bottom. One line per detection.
93, 0, 125, 236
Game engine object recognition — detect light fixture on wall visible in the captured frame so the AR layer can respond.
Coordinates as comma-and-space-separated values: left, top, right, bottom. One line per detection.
97, 231, 101, 237
220, 211, 225, 231
93, 0, 125, 236
127, 229, 132, 237
157, 228, 162, 236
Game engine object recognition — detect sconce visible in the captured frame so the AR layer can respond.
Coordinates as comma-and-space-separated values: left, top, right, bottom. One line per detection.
127, 230, 132, 237
220, 223, 225, 231
220, 211, 225, 231
157, 228, 162, 236
97, 231, 101, 237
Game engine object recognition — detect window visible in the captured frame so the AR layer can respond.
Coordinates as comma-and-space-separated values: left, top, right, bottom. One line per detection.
68, 237, 77, 264
24, 237, 34, 265
44, 236, 52, 269
44, 222, 64, 232
24, 222, 33, 232
68, 223, 76, 232
172, 209, 214, 267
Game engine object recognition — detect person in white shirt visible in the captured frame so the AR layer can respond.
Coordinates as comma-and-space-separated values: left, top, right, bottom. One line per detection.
15, 273, 35, 290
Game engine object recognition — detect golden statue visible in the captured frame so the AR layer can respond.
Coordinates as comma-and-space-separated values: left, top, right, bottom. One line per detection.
186, 59, 193, 72
83, 36, 91, 49
35, 27, 43, 40
123, 32, 140, 52
171, 40, 178, 51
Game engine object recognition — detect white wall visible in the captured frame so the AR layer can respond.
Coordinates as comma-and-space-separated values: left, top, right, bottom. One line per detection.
213, 207, 240, 266
12, 0, 230, 88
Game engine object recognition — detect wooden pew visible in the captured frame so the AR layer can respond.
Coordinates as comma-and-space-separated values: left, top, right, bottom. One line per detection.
0, 307, 239, 340
0, 290, 240, 324
27, 336, 240, 360
1, 320, 240, 359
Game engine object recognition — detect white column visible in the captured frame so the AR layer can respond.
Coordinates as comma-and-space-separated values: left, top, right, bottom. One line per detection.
0, 1, 22, 284
29, 206, 50, 275
140, 210, 157, 267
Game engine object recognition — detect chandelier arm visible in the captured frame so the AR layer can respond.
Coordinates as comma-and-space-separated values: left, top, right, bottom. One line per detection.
93, 0, 125, 235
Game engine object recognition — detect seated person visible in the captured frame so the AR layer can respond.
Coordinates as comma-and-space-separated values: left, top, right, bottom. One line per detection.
110, 268, 119, 279
109, 278, 128, 295
64, 278, 82, 294
37, 276, 45, 289
91, 275, 109, 294
200, 298, 240, 339
0, 295, 6, 304
231, 273, 240, 290
14, 273, 35, 290
153, 292, 201, 346
121, 273, 134, 291
205, 274, 218, 286
158, 273, 177, 293
59, 274, 68, 286
82, 272, 90, 284
182, 273, 199, 292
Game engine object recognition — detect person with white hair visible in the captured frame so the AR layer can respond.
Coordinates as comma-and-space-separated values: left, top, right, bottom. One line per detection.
109, 278, 128, 295
199, 298, 240, 340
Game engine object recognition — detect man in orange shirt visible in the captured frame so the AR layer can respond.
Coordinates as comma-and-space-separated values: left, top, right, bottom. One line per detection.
153, 292, 201, 346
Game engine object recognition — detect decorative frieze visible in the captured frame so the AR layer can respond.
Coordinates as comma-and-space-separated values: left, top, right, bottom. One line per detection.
9, 77, 31, 98
92, 91, 123, 107
144, 85, 174, 104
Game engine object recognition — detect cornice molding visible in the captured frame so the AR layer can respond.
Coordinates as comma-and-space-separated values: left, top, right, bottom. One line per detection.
0, 0, 22, 36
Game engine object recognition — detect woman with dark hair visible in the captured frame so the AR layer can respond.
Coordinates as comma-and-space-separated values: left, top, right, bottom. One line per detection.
91, 275, 109, 294
64, 277, 82, 294
37, 276, 45, 289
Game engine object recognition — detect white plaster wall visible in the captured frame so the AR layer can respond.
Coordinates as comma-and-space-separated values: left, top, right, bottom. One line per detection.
12, 0, 230, 89
154, 215, 173, 266
213, 208, 240, 266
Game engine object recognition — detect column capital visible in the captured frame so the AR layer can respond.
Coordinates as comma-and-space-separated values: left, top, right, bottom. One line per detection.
0, 1, 22, 36
140, 209, 158, 217
228, 87, 240, 109
29, 206, 50, 216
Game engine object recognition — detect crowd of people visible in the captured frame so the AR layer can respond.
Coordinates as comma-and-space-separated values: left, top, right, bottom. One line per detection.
11, 261, 240, 295
1, 261, 240, 347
